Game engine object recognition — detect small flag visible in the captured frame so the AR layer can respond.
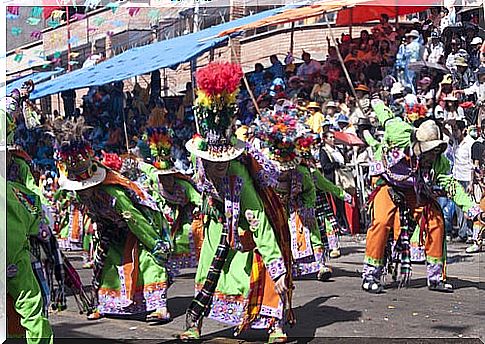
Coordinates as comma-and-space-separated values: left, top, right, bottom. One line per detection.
31, 6, 43, 18
47, 19, 61, 28
31, 31, 43, 39
26, 17, 42, 26
11, 27, 22, 36
68, 36, 79, 45
128, 7, 140, 17
51, 10, 65, 20
71, 13, 86, 21
110, 20, 125, 27
148, 9, 161, 23
7, 6, 20, 16
106, 2, 119, 14
83, 0, 102, 10
14, 53, 24, 62
53, 51, 62, 59
68, 61, 79, 66
92, 17, 105, 27
69, 52, 80, 58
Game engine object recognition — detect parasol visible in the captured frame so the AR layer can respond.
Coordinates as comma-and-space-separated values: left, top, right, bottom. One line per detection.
408, 61, 449, 74
334, 131, 365, 146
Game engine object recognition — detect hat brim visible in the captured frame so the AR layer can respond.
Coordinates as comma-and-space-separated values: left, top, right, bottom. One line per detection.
185, 139, 245, 162
154, 166, 180, 175
412, 140, 447, 156
58, 166, 106, 191
271, 157, 301, 172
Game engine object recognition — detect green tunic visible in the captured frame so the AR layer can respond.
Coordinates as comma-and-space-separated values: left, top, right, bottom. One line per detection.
139, 162, 202, 272
195, 160, 286, 327
89, 184, 170, 315
6, 179, 53, 344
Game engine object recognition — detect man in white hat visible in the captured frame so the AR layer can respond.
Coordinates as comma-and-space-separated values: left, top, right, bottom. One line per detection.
424, 31, 445, 64
469, 37, 483, 72
360, 97, 480, 294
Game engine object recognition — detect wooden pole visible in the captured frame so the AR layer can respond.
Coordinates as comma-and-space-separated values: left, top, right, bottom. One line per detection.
229, 41, 261, 116
324, 12, 365, 117
66, 6, 72, 72
290, 22, 295, 55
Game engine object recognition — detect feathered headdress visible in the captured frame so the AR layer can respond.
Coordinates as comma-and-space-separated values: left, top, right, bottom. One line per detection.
185, 61, 246, 162
47, 116, 106, 191
144, 126, 178, 174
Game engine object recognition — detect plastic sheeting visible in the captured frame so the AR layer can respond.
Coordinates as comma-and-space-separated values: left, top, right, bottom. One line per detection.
31, 3, 305, 100
336, 0, 441, 26
4, 68, 64, 95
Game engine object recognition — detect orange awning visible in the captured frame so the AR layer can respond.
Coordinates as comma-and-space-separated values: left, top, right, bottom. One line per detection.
217, 0, 441, 38
217, 0, 361, 37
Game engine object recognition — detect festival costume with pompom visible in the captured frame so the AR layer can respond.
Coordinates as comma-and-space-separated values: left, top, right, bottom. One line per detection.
183, 62, 292, 338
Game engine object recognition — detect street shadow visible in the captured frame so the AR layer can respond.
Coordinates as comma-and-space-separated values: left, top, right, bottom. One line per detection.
158, 296, 361, 343
337, 246, 365, 257
331, 267, 362, 279
405, 277, 482, 290
175, 272, 196, 280
148, 296, 193, 326
288, 296, 362, 342
430, 324, 470, 334
446, 254, 474, 264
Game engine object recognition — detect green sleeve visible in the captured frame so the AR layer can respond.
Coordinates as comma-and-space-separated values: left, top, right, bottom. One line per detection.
177, 179, 201, 206
372, 100, 394, 125
14, 156, 48, 205
230, 161, 286, 280
298, 165, 316, 208
103, 185, 161, 251
139, 161, 159, 188
312, 168, 345, 200
435, 155, 475, 212
363, 132, 381, 152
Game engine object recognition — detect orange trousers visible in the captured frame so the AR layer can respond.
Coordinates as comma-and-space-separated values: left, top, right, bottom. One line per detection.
364, 185, 445, 266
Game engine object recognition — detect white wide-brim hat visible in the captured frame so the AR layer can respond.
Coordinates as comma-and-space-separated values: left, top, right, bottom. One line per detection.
185, 138, 246, 162
58, 165, 106, 191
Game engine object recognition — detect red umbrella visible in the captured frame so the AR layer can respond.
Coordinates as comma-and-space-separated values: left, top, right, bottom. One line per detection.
334, 131, 365, 146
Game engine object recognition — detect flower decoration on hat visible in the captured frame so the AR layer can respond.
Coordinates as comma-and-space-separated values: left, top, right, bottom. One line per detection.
101, 151, 122, 171
185, 61, 246, 162
257, 108, 311, 170
405, 103, 427, 123
296, 135, 316, 160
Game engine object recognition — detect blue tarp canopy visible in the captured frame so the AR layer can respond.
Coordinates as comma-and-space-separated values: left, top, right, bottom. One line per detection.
5, 68, 64, 95
31, 3, 304, 100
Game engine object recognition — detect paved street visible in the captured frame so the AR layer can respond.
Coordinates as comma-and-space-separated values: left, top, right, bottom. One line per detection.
48, 236, 484, 343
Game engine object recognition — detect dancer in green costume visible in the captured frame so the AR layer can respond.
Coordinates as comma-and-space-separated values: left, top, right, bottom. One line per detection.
139, 124, 202, 275
180, 62, 291, 343
48, 117, 173, 322
3, 84, 54, 344
257, 108, 328, 281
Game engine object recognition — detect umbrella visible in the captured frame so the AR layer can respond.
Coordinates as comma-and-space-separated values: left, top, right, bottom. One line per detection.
334, 131, 365, 146
408, 61, 449, 74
